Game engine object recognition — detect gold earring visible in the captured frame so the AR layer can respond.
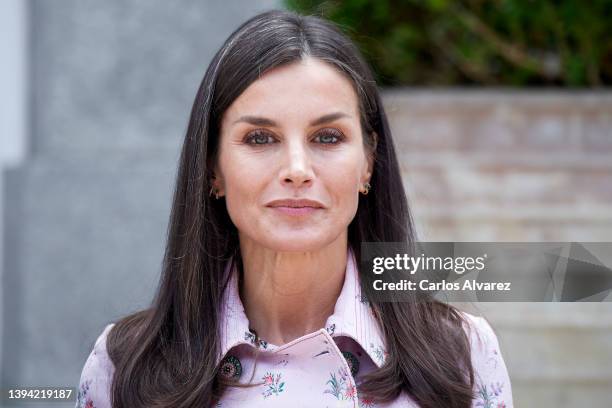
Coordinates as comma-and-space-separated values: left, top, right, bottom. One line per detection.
209, 185, 220, 199
361, 182, 371, 195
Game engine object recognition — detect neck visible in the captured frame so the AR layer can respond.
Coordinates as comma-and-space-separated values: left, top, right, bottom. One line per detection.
238, 234, 348, 346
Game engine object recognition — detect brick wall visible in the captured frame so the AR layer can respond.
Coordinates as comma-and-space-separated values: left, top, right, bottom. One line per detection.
385, 90, 612, 242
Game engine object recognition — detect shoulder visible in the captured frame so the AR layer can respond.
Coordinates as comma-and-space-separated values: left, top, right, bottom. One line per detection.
459, 311, 505, 372
458, 311, 514, 407
76, 323, 116, 408
460, 311, 498, 354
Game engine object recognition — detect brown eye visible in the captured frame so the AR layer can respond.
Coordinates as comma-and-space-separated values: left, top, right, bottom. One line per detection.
314, 128, 345, 144
245, 130, 276, 145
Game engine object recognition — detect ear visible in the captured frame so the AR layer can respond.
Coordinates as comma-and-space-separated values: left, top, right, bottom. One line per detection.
363, 131, 378, 183
211, 164, 225, 196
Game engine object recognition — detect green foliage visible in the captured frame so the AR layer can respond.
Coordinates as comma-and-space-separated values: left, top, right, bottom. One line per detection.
284, 0, 612, 86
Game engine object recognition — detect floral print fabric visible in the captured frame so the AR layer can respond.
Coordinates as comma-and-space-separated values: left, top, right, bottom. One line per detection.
75, 324, 115, 408
76, 246, 513, 407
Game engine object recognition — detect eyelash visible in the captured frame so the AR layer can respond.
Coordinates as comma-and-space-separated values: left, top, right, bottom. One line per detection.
244, 128, 346, 146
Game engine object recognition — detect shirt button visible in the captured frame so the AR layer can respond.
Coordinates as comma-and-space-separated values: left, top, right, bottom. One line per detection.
342, 351, 360, 377
219, 355, 242, 380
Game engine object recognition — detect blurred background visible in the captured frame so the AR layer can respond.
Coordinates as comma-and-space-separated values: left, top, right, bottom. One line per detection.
1, 0, 611, 407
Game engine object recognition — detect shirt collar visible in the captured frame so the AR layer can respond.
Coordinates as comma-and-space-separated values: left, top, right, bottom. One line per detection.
218, 245, 388, 368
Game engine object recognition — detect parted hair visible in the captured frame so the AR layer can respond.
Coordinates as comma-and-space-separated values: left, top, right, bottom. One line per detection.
106, 9, 476, 408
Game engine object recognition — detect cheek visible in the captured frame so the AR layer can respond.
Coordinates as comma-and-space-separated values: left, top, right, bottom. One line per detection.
223, 176, 269, 241
328, 146, 364, 181
318, 153, 362, 209
218, 151, 269, 221
219, 145, 271, 192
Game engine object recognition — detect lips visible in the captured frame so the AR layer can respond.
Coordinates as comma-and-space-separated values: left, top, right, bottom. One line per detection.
266, 198, 325, 209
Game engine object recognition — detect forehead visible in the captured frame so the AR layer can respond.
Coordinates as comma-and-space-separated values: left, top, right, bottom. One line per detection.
222, 57, 359, 125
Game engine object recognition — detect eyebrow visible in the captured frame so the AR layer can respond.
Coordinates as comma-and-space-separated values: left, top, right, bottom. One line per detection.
231, 111, 351, 128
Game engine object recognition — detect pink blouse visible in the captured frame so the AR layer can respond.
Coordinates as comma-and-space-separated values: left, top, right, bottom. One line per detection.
76, 246, 513, 407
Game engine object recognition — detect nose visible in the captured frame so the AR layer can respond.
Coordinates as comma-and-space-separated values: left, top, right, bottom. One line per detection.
279, 137, 314, 188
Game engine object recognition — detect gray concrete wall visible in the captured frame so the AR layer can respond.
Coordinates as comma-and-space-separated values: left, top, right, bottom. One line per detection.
0, 0, 29, 406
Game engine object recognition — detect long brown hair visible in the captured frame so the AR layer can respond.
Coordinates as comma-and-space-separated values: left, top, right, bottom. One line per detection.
106, 9, 475, 408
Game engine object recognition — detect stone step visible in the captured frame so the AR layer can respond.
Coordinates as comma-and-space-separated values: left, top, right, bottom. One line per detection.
512, 380, 612, 408
456, 303, 612, 384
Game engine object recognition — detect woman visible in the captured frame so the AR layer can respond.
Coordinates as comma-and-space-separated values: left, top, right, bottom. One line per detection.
76, 9, 513, 408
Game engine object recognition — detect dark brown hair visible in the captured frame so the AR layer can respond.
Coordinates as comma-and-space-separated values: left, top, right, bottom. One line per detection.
106, 9, 476, 408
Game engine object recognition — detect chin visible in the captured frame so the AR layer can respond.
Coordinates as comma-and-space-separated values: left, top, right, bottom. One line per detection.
262, 233, 332, 253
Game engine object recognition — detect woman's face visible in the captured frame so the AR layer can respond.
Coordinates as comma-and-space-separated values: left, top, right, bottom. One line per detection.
215, 57, 374, 252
